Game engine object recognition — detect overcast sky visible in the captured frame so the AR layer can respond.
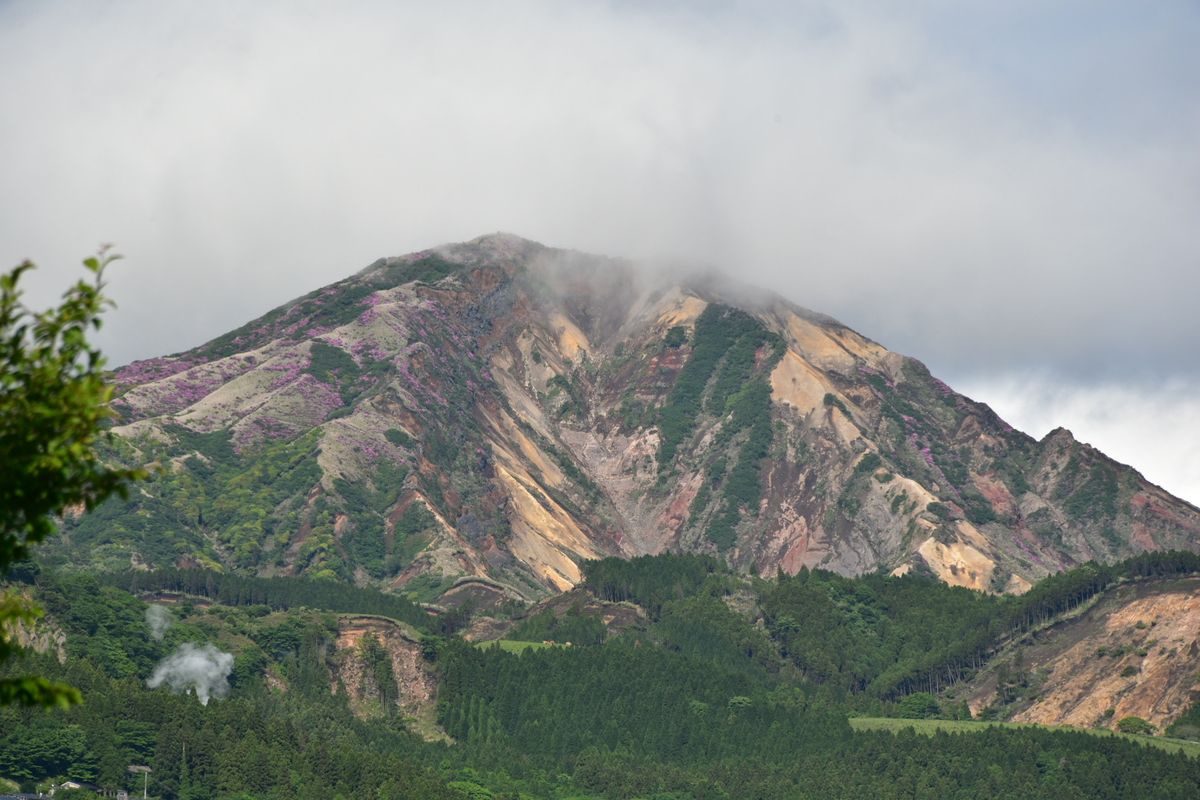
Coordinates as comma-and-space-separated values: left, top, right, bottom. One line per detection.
2, 1, 1197, 504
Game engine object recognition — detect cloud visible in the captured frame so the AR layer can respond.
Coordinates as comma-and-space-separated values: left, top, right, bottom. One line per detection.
147, 642, 234, 705
145, 604, 172, 642
1, 2, 1196, 498
2, 1, 1196, 376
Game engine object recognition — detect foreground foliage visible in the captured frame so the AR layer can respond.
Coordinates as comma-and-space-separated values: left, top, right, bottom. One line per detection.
0, 250, 142, 707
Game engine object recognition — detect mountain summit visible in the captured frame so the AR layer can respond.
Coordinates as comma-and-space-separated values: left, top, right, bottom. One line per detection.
60, 234, 1200, 603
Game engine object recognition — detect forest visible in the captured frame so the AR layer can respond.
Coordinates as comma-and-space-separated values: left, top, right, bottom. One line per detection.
3, 552, 1200, 799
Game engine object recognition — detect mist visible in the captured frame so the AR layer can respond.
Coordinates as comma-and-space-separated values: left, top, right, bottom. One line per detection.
147, 643, 234, 706
145, 604, 172, 642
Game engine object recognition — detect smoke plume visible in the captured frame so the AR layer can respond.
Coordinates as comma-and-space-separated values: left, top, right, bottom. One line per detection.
145, 604, 172, 641
147, 643, 234, 705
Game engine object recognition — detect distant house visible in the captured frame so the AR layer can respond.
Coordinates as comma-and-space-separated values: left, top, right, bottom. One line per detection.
38, 784, 129, 800
47, 783, 128, 798
54, 783, 99, 794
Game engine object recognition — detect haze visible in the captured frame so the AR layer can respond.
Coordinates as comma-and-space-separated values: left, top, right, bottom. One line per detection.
2, 1, 1197, 504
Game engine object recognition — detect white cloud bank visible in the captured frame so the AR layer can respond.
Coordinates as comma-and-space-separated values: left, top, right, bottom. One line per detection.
2, 1, 1197, 376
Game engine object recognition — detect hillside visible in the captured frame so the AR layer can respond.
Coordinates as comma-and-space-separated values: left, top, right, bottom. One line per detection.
47, 233, 1200, 602
5, 557, 1200, 799
960, 576, 1200, 733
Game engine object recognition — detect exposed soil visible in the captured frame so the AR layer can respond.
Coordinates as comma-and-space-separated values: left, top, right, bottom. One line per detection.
962, 578, 1200, 733
330, 615, 447, 740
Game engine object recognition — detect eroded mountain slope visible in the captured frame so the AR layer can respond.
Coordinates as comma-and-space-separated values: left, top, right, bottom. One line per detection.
963, 577, 1200, 733
51, 234, 1200, 601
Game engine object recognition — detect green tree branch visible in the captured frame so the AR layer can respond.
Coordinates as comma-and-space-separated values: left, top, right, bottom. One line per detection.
0, 247, 144, 707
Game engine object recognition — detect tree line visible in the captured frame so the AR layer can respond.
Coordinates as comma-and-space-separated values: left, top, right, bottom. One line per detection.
100, 567, 432, 632
580, 549, 1200, 701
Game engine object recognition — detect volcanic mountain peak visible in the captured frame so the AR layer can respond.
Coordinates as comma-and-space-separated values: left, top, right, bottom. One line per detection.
57, 235, 1200, 603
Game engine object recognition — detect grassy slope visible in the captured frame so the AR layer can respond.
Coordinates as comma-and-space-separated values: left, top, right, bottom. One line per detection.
850, 717, 1200, 758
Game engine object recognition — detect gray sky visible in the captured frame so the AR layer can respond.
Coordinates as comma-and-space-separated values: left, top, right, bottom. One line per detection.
2, 1, 1198, 504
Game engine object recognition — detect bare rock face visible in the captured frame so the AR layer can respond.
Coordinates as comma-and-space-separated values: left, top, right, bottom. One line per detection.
2, 591, 66, 663
965, 578, 1200, 733
56, 234, 1200, 600
330, 616, 443, 738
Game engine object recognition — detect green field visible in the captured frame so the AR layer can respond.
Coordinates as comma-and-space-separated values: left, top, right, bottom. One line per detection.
850, 717, 1200, 758
474, 639, 556, 653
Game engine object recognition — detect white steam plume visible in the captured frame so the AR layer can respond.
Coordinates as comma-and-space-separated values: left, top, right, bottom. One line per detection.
147, 643, 234, 705
145, 604, 172, 641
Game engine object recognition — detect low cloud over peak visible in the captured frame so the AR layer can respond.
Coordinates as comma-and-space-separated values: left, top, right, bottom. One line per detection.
2, 1, 1196, 501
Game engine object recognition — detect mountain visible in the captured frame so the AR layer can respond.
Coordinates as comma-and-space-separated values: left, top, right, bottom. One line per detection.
51, 233, 1200, 602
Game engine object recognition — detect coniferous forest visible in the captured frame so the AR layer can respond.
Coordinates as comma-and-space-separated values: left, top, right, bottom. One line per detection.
4, 553, 1200, 799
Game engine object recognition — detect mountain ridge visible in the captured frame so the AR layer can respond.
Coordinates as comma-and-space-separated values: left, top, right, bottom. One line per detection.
51, 233, 1200, 601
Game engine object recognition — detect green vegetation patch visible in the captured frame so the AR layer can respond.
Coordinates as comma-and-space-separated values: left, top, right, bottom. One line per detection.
376, 254, 463, 287
384, 427, 415, 448
508, 603, 606, 646
654, 304, 785, 549
306, 339, 358, 384
474, 639, 556, 653
657, 303, 766, 467
59, 429, 325, 573
850, 717, 1200, 758
1063, 461, 1120, 519
104, 566, 432, 632
582, 553, 730, 619
664, 325, 687, 348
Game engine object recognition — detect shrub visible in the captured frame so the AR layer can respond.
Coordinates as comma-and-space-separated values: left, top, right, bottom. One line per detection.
897, 692, 942, 719
855, 453, 882, 475
1116, 716, 1154, 735
823, 393, 850, 415
657, 304, 764, 467
664, 326, 687, 348
384, 428, 415, 448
